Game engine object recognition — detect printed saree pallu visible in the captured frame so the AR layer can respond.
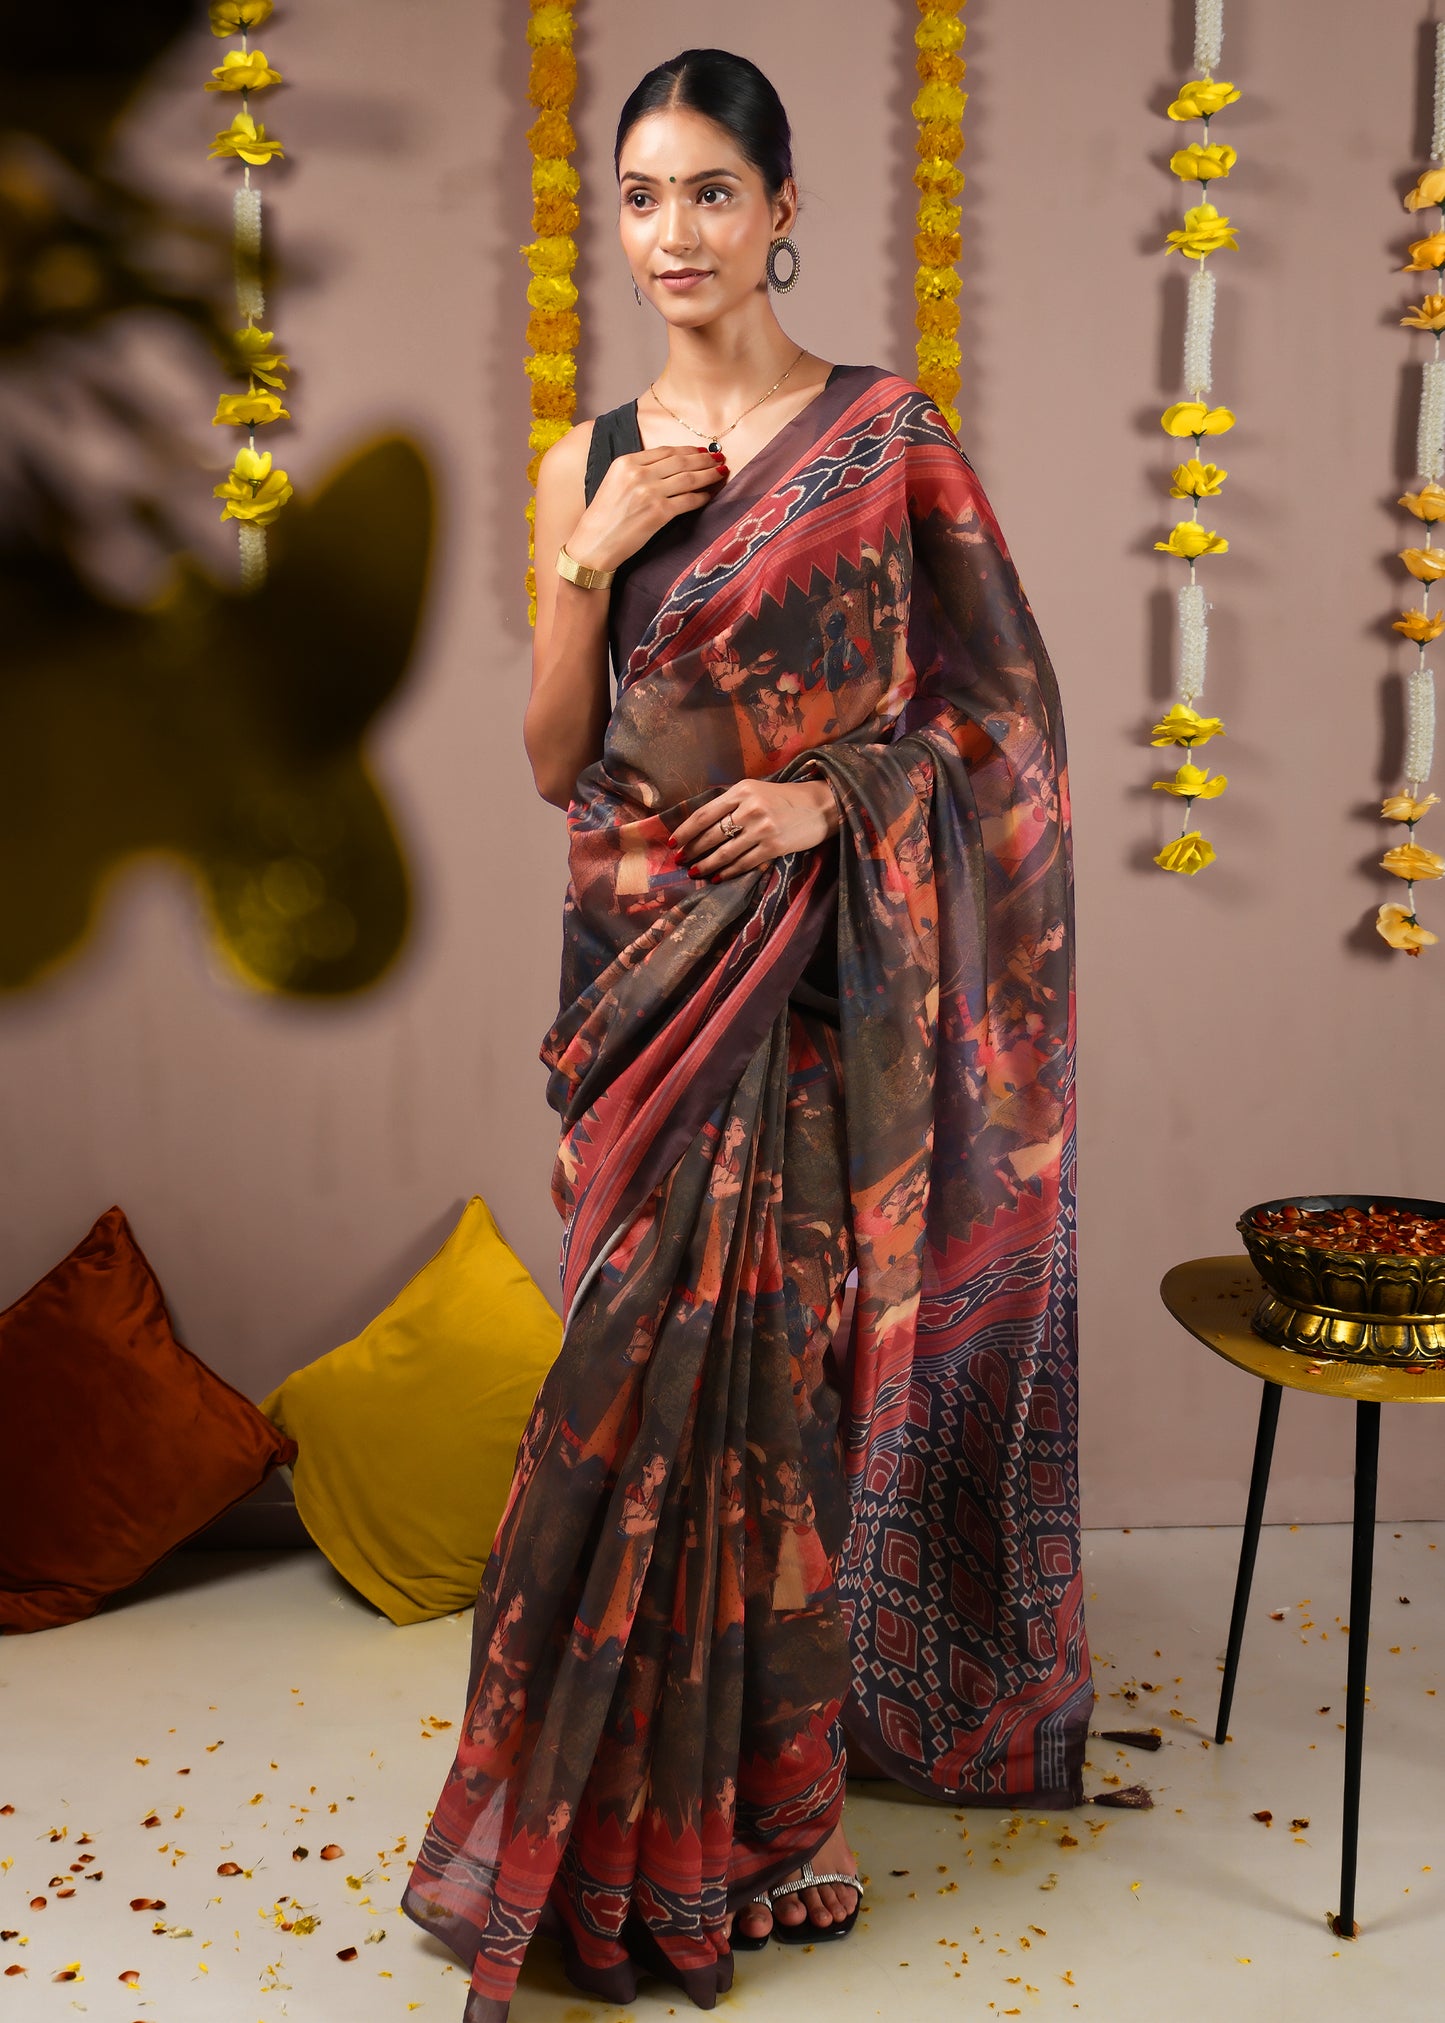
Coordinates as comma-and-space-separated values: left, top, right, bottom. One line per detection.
403, 365, 1091, 2017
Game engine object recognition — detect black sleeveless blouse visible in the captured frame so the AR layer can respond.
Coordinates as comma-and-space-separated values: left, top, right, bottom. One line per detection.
581, 370, 867, 1021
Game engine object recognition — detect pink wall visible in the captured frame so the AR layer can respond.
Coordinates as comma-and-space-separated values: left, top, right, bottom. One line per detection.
4, 0, 1443, 1526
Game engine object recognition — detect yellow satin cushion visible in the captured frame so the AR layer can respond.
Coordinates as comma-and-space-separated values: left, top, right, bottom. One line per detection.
261, 1196, 561, 1626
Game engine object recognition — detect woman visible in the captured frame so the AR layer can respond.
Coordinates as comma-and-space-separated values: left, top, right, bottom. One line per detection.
403, 47, 1089, 2021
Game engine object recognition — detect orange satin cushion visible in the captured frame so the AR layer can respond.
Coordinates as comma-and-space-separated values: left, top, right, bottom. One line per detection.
0, 1206, 297, 1634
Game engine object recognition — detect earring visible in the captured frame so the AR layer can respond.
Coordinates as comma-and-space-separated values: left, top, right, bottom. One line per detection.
765, 235, 800, 292
633, 278, 643, 306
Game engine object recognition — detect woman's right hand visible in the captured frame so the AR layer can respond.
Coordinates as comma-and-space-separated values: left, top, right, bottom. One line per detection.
564, 445, 725, 574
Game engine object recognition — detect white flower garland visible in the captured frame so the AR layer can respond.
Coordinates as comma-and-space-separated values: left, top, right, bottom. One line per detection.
1416, 356, 1445, 482
1406, 666, 1437, 788
206, 3, 292, 589
1182, 266, 1215, 399
1378, 26, 1445, 954
1193, 0, 1224, 74
1149, 0, 1240, 876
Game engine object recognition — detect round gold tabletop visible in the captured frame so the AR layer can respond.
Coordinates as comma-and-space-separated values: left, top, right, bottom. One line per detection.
1160, 1256, 1445, 1404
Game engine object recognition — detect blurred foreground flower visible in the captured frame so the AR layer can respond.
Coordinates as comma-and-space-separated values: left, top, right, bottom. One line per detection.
214, 447, 293, 528
232, 326, 289, 388
213, 389, 289, 427
206, 49, 282, 92
210, 0, 274, 30
209, 113, 285, 165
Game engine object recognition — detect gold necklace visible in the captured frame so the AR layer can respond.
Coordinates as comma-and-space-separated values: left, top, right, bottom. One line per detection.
647, 346, 809, 452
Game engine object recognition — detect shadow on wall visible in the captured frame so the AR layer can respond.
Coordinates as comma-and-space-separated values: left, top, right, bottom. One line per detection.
0, 4, 435, 999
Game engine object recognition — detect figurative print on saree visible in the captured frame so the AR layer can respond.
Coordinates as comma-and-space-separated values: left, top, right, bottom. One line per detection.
403, 361, 1090, 2016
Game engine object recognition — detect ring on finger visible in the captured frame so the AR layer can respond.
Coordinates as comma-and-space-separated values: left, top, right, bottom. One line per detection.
720, 813, 740, 839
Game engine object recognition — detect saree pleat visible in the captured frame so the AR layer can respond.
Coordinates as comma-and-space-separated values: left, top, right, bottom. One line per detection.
404, 365, 1089, 2013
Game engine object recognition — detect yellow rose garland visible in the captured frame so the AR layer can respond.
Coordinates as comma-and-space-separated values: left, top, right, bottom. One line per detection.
913, 0, 966, 434
1151, 0, 1238, 874
205, 0, 290, 589
523, 0, 580, 626
1377, 27, 1445, 954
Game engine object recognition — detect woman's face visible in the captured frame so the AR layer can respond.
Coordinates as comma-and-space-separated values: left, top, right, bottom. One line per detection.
617, 105, 794, 326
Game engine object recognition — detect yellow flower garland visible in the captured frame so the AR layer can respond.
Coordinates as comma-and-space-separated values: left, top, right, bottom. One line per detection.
913, 0, 966, 433
1378, 26, 1445, 954
206, 0, 291, 589
1151, 0, 1239, 874
523, 0, 580, 626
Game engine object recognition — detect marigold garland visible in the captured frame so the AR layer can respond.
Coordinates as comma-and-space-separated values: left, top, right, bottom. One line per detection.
913, 0, 966, 432
1150, 0, 1238, 874
523, 0, 580, 627
205, 0, 290, 589
1377, 24, 1445, 954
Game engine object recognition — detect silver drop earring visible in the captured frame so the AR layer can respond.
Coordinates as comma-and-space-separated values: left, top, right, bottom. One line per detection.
633, 278, 643, 306
765, 235, 800, 292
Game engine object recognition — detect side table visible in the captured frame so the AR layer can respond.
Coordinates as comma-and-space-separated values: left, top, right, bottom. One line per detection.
1160, 1255, 1445, 1937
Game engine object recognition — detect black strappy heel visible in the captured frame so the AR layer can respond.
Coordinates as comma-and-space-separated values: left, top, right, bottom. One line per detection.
768, 1859, 864, 1944
729, 1890, 775, 1951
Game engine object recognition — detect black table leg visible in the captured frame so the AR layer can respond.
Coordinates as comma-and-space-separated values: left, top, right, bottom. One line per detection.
1332, 1399, 1381, 1940
1214, 1380, 1283, 1744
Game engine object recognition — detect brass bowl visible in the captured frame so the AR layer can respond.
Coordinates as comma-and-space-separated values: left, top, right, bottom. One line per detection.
1237, 1194, 1445, 1367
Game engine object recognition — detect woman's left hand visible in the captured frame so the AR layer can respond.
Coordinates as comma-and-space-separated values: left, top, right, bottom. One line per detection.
671, 778, 840, 880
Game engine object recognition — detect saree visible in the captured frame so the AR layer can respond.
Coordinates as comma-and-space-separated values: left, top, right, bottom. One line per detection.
402, 363, 1091, 2016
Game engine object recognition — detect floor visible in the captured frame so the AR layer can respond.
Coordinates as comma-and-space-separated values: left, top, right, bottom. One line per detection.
2, 1524, 1442, 2023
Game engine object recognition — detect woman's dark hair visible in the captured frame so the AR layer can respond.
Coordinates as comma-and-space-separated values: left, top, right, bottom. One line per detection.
614, 48, 794, 202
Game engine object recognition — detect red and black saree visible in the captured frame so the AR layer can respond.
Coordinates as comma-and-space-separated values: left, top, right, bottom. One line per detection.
402, 363, 1090, 2017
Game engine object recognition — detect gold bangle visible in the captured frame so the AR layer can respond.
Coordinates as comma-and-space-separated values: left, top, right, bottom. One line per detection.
556, 544, 615, 591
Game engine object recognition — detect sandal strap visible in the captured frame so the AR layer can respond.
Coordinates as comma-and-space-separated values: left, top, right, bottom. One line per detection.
770, 1863, 863, 1901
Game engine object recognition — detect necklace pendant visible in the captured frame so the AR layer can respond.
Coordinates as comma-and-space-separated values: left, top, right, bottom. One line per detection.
706, 440, 719, 453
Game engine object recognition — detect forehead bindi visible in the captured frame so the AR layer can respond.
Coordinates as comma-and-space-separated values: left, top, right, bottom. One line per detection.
618, 111, 750, 190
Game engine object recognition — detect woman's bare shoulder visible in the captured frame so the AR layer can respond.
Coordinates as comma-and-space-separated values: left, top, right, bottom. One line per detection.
537, 418, 595, 493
